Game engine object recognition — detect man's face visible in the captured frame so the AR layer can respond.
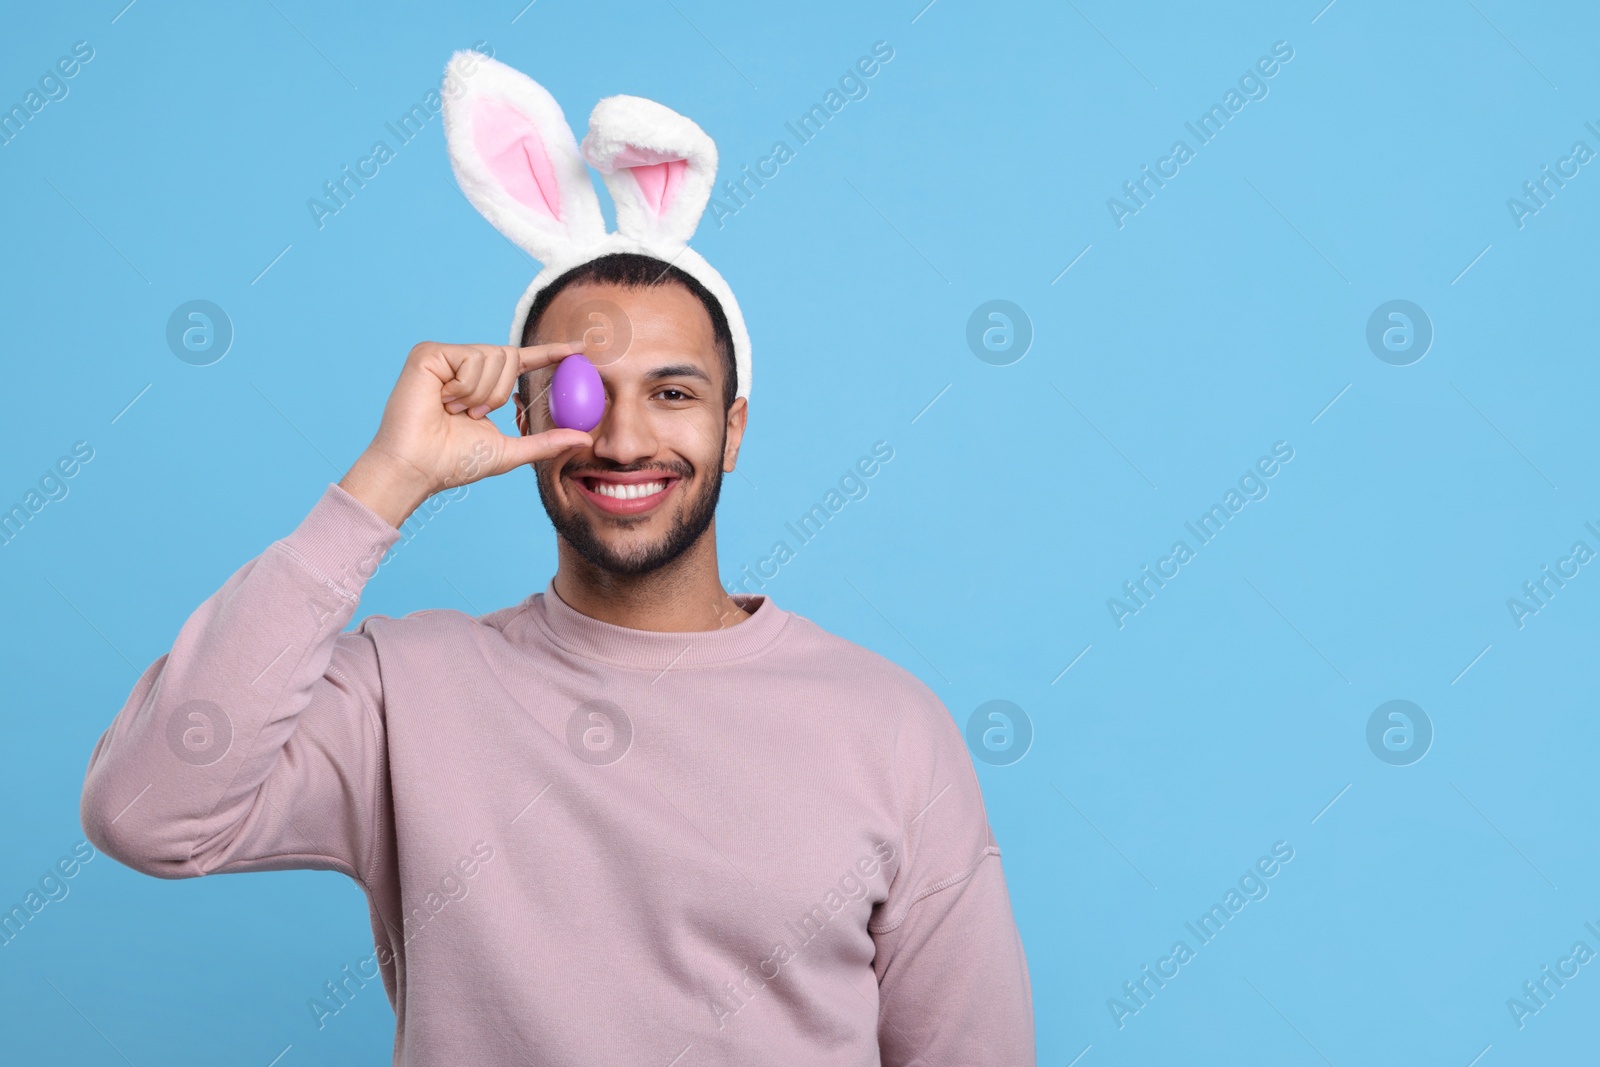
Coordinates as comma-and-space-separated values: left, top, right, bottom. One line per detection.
514, 280, 746, 576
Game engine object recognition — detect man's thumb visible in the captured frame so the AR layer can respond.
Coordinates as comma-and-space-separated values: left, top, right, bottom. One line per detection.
492, 428, 594, 475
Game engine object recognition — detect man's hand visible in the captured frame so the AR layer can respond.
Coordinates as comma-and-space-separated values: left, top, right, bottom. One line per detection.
338, 341, 594, 528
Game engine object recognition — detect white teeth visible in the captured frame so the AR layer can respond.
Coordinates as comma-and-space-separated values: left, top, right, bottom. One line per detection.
591, 480, 667, 500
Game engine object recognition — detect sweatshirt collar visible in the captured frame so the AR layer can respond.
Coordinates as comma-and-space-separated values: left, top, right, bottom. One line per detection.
520, 577, 790, 671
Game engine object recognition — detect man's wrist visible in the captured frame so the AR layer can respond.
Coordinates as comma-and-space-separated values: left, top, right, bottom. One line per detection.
338, 451, 430, 529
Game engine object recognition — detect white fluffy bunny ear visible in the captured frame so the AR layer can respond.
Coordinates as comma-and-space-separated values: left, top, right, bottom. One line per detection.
580, 95, 717, 248
441, 50, 605, 264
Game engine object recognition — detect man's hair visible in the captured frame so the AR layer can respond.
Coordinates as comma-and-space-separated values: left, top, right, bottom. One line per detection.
517, 252, 737, 415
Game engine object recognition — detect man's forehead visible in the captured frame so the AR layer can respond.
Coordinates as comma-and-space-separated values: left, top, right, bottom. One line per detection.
534, 282, 717, 378
542, 282, 710, 338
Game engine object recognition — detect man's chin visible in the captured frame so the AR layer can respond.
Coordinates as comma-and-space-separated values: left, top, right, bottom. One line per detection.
568, 527, 683, 576
544, 503, 677, 575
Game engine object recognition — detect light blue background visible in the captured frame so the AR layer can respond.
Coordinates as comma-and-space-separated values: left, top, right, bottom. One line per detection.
3, 1, 1597, 1063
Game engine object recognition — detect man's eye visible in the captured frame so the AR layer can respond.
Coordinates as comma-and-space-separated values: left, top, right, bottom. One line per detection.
657, 388, 692, 402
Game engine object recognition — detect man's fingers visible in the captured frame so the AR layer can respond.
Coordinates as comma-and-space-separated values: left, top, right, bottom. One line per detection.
457, 350, 517, 417
453, 346, 526, 415
469, 352, 523, 418
515, 340, 586, 376
438, 347, 488, 405
416, 341, 580, 414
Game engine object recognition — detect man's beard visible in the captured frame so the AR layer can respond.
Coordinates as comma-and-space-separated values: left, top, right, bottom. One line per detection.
535, 444, 725, 577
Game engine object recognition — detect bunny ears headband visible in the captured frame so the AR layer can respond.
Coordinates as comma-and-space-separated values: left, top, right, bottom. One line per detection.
439, 50, 752, 401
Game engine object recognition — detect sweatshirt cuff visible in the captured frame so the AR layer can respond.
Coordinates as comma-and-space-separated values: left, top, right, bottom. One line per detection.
273, 481, 404, 597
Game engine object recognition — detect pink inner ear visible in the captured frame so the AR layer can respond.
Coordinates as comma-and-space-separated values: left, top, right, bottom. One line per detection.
473, 97, 562, 220
628, 160, 686, 215
609, 145, 688, 216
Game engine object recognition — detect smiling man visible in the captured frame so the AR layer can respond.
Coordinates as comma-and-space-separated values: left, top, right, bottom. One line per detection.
79, 48, 1033, 1067
78, 249, 1034, 1064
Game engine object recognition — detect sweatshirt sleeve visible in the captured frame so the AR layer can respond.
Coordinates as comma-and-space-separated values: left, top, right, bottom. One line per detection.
870, 688, 1036, 1066
79, 481, 402, 886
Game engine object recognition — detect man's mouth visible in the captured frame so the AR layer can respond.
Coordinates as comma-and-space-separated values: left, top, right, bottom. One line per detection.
588, 478, 669, 500
571, 472, 681, 515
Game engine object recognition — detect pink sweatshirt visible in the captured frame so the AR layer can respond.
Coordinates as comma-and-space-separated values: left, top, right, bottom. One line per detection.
79, 482, 1035, 1065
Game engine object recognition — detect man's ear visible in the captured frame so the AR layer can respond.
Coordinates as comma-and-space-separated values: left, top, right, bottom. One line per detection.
722, 395, 748, 473
513, 386, 528, 436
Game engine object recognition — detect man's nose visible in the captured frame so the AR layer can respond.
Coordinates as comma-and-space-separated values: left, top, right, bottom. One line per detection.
589, 390, 657, 465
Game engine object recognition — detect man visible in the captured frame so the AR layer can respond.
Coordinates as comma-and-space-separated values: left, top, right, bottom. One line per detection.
80, 51, 1034, 1066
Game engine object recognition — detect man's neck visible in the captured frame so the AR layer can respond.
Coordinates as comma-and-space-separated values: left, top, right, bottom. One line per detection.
551, 539, 752, 633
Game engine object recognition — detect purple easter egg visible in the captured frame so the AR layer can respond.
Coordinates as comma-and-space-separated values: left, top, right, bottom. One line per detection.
548, 354, 606, 432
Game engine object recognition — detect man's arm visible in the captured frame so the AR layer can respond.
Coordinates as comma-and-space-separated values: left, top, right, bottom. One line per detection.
79, 339, 597, 882
79, 482, 402, 881
872, 847, 1035, 1064
870, 691, 1036, 1065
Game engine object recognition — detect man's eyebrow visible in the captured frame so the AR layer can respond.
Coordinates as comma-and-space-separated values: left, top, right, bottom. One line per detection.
643, 363, 713, 384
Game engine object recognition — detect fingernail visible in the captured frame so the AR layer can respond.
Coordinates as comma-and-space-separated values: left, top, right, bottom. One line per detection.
469, 404, 490, 418
446, 401, 467, 414
441, 394, 457, 403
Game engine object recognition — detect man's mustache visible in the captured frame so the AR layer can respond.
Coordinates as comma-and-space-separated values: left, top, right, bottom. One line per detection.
563, 462, 692, 481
